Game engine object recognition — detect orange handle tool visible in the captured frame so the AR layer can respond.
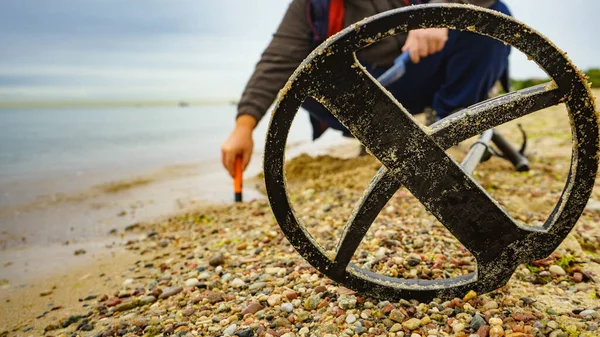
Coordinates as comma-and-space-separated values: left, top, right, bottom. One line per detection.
234, 156, 243, 202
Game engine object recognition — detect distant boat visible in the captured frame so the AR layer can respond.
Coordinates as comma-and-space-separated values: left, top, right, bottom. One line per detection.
179, 101, 189, 107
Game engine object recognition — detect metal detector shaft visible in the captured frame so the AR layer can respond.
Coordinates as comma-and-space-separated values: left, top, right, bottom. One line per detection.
492, 130, 529, 171
461, 129, 493, 175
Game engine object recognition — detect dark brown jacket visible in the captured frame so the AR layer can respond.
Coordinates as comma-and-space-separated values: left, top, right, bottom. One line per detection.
237, 0, 497, 123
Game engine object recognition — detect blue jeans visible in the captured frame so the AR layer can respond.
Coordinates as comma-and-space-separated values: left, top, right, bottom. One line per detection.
304, 1, 511, 140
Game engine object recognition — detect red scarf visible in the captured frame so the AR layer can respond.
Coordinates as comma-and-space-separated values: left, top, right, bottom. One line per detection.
327, 0, 345, 37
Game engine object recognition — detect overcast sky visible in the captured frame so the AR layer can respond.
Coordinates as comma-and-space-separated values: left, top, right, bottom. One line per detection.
0, 0, 598, 102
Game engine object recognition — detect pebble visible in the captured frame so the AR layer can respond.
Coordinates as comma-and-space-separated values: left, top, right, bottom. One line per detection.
139, 295, 156, 305
241, 302, 264, 315
183, 307, 196, 317
304, 295, 320, 310
345, 314, 357, 324
267, 294, 281, 306
390, 323, 403, 332
470, 314, 486, 330
223, 324, 237, 336
489, 317, 503, 326
579, 309, 597, 318
281, 302, 294, 313
548, 330, 563, 337
453, 322, 466, 333
403, 318, 421, 330
489, 325, 504, 336
209, 253, 225, 266
158, 286, 182, 299
184, 278, 200, 287
234, 328, 254, 337
104, 297, 120, 307
338, 295, 357, 309
463, 290, 477, 301
390, 309, 406, 322
549, 265, 566, 276
248, 282, 266, 291
547, 321, 559, 329
231, 278, 245, 288
483, 301, 499, 310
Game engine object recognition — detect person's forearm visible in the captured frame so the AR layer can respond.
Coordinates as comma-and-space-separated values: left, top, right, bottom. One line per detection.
235, 114, 257, 131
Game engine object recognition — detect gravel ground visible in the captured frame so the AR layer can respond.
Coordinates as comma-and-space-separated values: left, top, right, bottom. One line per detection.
2, 97, 600, 337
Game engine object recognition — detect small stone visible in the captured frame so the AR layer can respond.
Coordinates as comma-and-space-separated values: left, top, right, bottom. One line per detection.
106, 297, 122, 307
549, 265, 566, 276
122, 278, 134, 287
390, 309, 406, 323
274, 317, 290, 327
470, 315, 487, 330
185, 278, 200, 287
235, 328, 254, 337
390, 323, 403, 332
267, 294, 281, 306
463, 290, 477, 301
407, 254, 421, 267
354, 327, 367, 335
519, 297, 536, 305
489, 317, 503, 326
413, 238, 424, 249
242, 302, 264, 315
580, 310, 598, 319
548, 330, 563, 337
158, 286, 182, 299
114, 300, 139, 312
483, 301, 499, 310
547, 321, 559, 329
314, 285, 327, 293
572, 272, 583, 283
346, 314, 357, 324
403, 318, 421, 330
489, 325, 504, 337
476, 326, 490, 337
304, 295, 321, 310
248, 282, 266, 291
281, 302, 294, 313
231, 278, 245, 288
209, 253, 225, 267
223, 324, 237, 336
183, 307, 196, 317
139, 296, 156, 305
207, 291, 224, 304
338, 295, 357, 309
285, 291, 298, 300
453, 322, 466, 333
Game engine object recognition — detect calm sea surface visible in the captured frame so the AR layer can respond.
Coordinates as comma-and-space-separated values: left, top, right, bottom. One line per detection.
0, 105, 313, 205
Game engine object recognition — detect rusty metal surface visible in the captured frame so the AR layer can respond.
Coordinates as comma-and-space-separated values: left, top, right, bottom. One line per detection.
263, 4, 599, 301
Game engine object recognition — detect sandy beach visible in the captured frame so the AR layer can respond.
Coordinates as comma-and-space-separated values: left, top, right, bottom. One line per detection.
1, 92, 600, 337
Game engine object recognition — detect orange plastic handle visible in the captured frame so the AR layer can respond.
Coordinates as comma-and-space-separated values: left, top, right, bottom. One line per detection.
234, 156, 243, 201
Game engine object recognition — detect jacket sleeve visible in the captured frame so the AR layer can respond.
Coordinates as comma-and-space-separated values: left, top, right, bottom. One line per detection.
236, 0, 314, 123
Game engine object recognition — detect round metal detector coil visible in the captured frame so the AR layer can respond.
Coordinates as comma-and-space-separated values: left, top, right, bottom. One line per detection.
263, 4, 599, 301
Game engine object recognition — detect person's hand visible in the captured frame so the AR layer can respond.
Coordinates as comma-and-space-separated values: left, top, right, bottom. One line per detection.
402, 28, 449, 63
221, 115, 257, 177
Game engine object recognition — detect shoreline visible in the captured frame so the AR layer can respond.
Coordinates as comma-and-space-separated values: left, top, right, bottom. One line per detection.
0, 131, 362, 284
